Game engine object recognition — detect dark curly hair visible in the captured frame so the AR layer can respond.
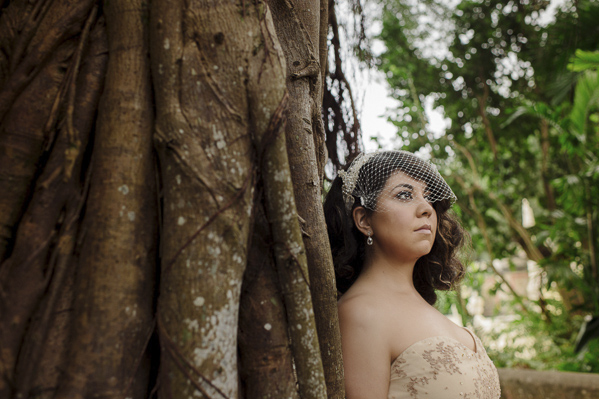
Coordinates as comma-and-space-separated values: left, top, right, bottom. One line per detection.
323, 151, 467, 305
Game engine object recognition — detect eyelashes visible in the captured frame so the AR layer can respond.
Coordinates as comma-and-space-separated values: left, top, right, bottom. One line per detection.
394, 191, 433, 203
396, 191, 413, 201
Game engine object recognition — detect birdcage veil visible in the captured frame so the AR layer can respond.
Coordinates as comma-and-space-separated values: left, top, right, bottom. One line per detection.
338, 150, 457, 214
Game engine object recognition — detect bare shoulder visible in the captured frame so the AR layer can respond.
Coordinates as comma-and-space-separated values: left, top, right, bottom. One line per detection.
340, 289, 448, 358
338, 291, 393, 399
337, 290, 389, 333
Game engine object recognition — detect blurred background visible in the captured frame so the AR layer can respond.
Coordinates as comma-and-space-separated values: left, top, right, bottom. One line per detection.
327, 0, 599, 375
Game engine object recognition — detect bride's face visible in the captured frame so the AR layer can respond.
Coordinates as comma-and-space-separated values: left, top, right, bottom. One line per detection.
368, 171, 437, 262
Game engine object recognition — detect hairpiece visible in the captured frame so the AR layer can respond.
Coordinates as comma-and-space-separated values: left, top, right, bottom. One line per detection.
338, 150, 456, 215
339, 152, 376, 214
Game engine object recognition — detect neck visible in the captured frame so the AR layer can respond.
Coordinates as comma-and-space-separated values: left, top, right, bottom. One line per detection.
358, 249, 420, 294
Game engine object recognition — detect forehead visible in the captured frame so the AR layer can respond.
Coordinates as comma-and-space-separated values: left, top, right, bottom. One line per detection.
383, 171, 428, 191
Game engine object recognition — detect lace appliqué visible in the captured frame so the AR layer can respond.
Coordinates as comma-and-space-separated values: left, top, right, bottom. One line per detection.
388, 335, 501, 399
471, 346, 501, 399
422, 341, 463, 376
406, 376, 430, 398
390, 356, 408, 379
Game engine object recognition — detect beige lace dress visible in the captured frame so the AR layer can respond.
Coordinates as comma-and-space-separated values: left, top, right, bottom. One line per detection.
388, 328, 501, 399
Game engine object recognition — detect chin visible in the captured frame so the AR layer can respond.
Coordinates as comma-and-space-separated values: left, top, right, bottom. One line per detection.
415, 244, 434, 258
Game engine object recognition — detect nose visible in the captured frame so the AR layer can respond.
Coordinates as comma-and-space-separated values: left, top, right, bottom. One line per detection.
417, 198, 434, 217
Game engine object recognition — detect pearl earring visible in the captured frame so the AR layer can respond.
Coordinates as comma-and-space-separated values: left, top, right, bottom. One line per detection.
367, 231, 373, 246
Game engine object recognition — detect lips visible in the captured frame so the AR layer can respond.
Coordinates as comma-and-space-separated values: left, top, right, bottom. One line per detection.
415, 224, 432, 233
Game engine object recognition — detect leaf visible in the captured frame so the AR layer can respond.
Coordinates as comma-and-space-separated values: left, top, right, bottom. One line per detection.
549, 71, 578, 106
500, 106, 531, 128
501, 103, 567, 136
568, 50, 599, 72
569, 70, 599, 140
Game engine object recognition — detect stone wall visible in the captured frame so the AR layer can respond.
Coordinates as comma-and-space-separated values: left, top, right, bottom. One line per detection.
498, 368, 599, 399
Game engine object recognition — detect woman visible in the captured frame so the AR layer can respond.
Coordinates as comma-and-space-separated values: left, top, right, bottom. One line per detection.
324, 150, 500, 399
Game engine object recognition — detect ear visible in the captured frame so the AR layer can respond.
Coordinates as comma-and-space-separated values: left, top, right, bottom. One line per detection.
352, 206, 372, 237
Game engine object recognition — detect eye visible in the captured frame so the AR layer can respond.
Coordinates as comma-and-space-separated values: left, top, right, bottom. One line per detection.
424, 192, 433, 202
396, 191, 413, 201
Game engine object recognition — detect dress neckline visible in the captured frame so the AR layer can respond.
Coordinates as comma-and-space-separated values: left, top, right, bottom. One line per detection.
391, 327, 478, 367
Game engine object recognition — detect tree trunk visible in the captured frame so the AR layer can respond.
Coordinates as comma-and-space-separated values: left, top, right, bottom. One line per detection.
54, 0, 157, 397
0, 0, 96, 263
11, 17, 109, 399
257, 90, 328, 399
150, 1, 291, 397
0, 1, 99, 395
238, 200, 299, 399
0, 0, 349, 397
266, 1, 345, 397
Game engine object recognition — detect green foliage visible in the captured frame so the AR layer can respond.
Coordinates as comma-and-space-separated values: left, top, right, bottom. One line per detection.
377, 0, 599, 372
484, 300, 599, 372
558, 338, 599, 373
568, 70, 599, 141
568, 50, 599, 72
484, 298, 599, 373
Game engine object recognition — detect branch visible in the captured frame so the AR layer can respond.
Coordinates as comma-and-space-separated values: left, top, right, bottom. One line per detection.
453, 140, 544, 262
476, 76, 498, 161
257, 93, 328, 399
454, 176, 530, 315
539, 119, 556, 211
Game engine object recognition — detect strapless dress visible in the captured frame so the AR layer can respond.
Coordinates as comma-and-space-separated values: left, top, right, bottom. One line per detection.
388, 328, 500, 399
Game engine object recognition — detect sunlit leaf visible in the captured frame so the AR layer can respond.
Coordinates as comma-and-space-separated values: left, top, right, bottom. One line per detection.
569, 70, 599, 139
568, 50, 599, 72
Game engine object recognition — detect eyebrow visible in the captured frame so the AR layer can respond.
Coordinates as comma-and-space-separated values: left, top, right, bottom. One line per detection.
392, 183, 414, 191
392, 183, 432, 193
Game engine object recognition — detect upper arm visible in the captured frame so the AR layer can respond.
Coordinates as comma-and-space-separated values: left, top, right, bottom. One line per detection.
338, 298, 391, 399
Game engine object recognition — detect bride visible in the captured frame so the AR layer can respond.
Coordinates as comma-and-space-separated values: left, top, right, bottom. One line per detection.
324, 150, 500, 399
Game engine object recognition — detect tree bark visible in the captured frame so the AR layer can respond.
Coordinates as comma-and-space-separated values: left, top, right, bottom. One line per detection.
0, 0, 96, 262
318, 0, 329, 104
257, 92, 328, 399
0, 2, 101, 395
150, 0, 271, 397
11, 17, 109, 399
54, 0, 157, 397
238, 199, 299, 399
243, 2, 329, 396
266, 1, 345, 397
0, 0, 349, 397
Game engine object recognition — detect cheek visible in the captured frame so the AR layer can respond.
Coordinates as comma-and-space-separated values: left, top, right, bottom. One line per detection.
432, 214, 439, 240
